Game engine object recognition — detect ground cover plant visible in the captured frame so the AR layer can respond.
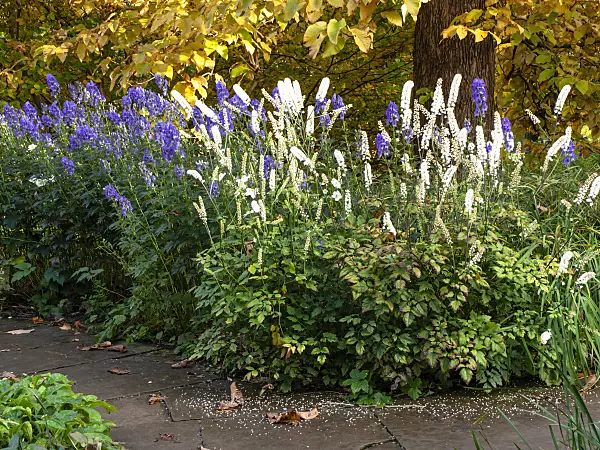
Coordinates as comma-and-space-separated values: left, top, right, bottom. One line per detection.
0, 73, 599, 401
0, 372, 120, 449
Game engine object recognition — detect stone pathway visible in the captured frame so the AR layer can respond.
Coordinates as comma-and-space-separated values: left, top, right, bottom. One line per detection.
1, 318, 597, 449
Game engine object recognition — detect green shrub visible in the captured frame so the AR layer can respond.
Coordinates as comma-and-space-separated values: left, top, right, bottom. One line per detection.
0, 373, 120, 449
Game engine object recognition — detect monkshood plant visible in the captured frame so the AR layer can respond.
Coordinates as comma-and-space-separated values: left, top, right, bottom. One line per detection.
1, 72, 599, 397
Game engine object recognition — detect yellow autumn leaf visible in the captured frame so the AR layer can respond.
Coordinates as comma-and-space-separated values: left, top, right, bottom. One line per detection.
471, 29, 489, 42
349, 26, 372, 53
381, 11, 403, 27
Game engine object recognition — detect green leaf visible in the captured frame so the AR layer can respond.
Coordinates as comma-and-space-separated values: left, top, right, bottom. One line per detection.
538, 68, 555, 82
327, 19, 346, 45
575, 80, 589, 94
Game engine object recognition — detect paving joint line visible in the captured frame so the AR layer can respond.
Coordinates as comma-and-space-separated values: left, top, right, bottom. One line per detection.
359, 438, 397, 449
26, 348, 160, 375
373, 410, 406, 450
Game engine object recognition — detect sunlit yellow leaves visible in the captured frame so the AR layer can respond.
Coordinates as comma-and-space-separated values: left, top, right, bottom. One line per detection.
381, 11, 404, 27
303, 21, 327, 58
575, 80, 589, 94
349, 26, 372, 53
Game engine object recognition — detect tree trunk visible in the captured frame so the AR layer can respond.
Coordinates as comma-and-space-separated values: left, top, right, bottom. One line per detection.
413, 0, 495, 126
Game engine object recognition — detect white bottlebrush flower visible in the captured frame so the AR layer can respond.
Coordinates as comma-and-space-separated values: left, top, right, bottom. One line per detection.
186, 169, 203, 181
447, 74, 462, 109
525, 109, 541, 126
430, 78, 445, 116
171, 90, 193, 118
193, 196, 208, 225
364, 162, 373, 190
331, 178, 341, 189
558, 251, 574, 275
289, 146, 314, 170
587, 176, 600, 205
210, 125, 222, 147
400, 80, 414, 110
232, 84, 251, 105
465, 188, 474, 216
316, 77, 330, 103
574, 172, 598, 205
554, 84, 572, 116
442, 165, 457, 188
359, 130, 370, 160
542, 134, 569, 172
420, 160, 430, 188
382, 212, 397, 237
245, 187, 257, 199
334, 149, 346, 172
251, 200, 261, 214
250, 109, 260, 136
576, 272, 596, 286
332, 190, 342, 201
476, 125, 486, 163
561, 199, 572, 210
399, 182, 407, 200
540, 330, 552, 345
344, 190, 352, 214
269, 169, 276, 190
306, 105, 315, 136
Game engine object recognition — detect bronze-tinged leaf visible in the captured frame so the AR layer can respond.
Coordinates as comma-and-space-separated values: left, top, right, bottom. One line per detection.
73, 320, 86, 330
230, 382, 244, 405
32, 317, 44, 324
1, 371, 19, 380
108, 368, 130, 375
216, 400, 240, 411
148, 393, 167, 405
5, 329, 35, 335
59, 323, 72, 331
297, 408, 319, 420
580, 373, 597, 394
171, 359, 189, 369
106, 345, 127, 353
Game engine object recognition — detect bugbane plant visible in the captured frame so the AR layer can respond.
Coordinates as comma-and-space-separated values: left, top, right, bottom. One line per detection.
0, 71, 598, 398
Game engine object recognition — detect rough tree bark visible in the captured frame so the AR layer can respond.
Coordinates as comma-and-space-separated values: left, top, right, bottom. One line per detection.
413, 0, 495, 125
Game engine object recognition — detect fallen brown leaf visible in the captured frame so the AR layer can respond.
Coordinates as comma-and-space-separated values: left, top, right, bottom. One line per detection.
154, 433, 178, 442
260, 383, 274, 396
266, 408, 319, 425
148, 393, 167, 405
6, 329, 35, 335
580, 374, 598, 394
73, 320, 85, 330
59, 324, 72, 331
107, 368, 130, 375
106, 345, 127, 353
78, 341, 114, 351
1, 372, 18, 380
31, 317, 44, 324
171, 359, 189, 369
216, 382, 244, 411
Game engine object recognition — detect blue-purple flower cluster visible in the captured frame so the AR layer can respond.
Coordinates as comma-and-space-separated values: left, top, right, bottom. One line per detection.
104, 184, 133, 216
471, 78, 488, 118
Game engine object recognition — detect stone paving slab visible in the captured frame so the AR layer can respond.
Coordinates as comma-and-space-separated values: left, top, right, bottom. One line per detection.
0, 324, 155, 374
60, 352, 209, 400
164, 385, 395, 449
378, 386, 600, 449
102, 395, 203, 450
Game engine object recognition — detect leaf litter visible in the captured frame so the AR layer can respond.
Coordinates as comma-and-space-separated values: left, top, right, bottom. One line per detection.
216, 382, 245, 411
266, 407, 319, 425
5, 329, 35, 335
107, 368, 130, 375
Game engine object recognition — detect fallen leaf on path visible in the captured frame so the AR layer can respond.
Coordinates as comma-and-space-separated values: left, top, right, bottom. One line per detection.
216, 382, 244, 411
155, 433, 178, 442
32, 317, 44, 324
148, 393, 167, 405
1, 372, 19, 380
266, 407, 319, 425
71, 338, 80, 342
108, 368, 130, 375
73, 320, 85, 330
171, 359, 189, 369
580, 374, 598, 394
78, 341, 114, 351
59, 323, 72, 331
106, 345, 127, 353
6, 329, 35, 335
